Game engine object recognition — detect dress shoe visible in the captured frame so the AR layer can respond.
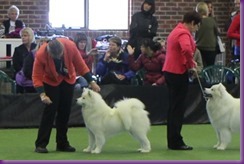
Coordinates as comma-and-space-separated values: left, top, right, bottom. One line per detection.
168, 145, 193, 150
56, 145, 76, 152
35, 147, 48, 153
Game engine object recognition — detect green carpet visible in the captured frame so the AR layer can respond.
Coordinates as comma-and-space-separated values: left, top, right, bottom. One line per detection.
0, 124, 240, 161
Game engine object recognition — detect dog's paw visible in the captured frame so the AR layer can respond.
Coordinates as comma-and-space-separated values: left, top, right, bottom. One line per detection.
217, 147, 226, 150
137, 148, 142, 152
216, 144, 227, 150
83, 148, 92, 153
213, 145, 218, 149
137, 148, 151, 153
91, 148, 101, 154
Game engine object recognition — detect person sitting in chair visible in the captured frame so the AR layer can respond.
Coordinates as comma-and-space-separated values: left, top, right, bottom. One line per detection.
127, 38, 166, 86
96, 36, 135, 85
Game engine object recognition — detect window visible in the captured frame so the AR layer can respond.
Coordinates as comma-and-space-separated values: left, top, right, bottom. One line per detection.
49, 0, 85, 29
88, 0, 128, 30
49, 0, 129, 30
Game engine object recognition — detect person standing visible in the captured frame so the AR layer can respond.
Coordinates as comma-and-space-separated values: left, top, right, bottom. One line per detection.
227, 0, 240, 61
127, 0, 158, 59
32, 38, 100, 153
204, 0, 214, 17
1, 5, 25, 38
195, 2, 218, 67
163, 11, 201, 150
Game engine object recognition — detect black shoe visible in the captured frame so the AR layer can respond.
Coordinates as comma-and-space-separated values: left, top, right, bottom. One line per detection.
56, 145, 76, 152
168, 145, 193, 150
35, 147, 48, 153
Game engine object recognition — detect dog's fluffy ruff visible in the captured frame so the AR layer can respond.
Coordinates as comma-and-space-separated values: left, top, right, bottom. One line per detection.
77, 88, 151, 154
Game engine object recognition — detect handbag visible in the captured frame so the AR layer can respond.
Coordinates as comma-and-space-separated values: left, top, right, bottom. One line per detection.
15, 51, 35, 87
216, 36, 225, 53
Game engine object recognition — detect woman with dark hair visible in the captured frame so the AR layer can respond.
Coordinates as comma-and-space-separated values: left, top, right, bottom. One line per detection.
204, 0, 214, 17
163, 11, 201, 150
73, 32, 97, 88
127, 0, 158, 60
127, 38, 166, 86
73, 32, 97, 70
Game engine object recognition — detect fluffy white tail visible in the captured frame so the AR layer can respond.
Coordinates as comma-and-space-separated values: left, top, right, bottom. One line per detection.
114, 98, 149, 130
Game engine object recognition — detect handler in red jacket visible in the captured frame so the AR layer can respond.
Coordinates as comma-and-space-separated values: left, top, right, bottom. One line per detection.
227, 13, 240, 60
162, 11, 201, 150
32, 38, 100, 153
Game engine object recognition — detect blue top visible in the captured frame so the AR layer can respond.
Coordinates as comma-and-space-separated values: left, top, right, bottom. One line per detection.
96, 50, 135, 80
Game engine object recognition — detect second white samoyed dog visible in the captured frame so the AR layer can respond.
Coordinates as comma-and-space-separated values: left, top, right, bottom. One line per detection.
76, 88, 151, 154
204, 83, 240, 150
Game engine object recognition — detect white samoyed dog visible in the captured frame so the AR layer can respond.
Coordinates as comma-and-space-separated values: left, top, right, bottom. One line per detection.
76, 88, 151, 154
204, 83, 240, 150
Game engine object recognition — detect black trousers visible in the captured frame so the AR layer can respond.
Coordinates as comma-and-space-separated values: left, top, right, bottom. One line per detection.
35, 81, 74, 148
100, 72, 130, 85
164, 71, 189, 148
199, 49, 217, 67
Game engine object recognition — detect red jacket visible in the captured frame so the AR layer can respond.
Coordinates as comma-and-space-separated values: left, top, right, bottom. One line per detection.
32, 38, 90, 88
163, 23, 196, 74
227, 13, 240, 46
129, 51, 166, 85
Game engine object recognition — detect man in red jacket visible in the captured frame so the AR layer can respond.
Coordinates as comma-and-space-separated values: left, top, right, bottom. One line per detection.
163, 11, 201, 150
32, 38, 100, 153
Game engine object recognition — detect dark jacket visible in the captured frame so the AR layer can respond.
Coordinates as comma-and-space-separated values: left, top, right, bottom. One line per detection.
128, 2, 158, 59
12, 43, 37, 78
96, 50, 135, 80
22, 51, 35, 79
2, 19, 25, 37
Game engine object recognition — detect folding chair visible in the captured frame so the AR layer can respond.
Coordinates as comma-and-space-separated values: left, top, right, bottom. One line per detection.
0, 70, 16, 94
201, 65, 239, 85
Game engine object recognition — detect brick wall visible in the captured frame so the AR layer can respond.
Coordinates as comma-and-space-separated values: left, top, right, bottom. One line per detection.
0, 0, 234, 61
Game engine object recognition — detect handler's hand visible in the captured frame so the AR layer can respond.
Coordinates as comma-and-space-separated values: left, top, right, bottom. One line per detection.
89, 81, 101, 92
189, 67, 197, 73
40, 93, 52, 105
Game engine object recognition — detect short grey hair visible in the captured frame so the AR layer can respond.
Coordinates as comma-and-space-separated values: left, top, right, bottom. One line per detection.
8, 5, 20, 15
46, 39, 64, 59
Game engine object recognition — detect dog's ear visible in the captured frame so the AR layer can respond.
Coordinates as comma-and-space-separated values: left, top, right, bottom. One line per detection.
218, 83, 225, 89
88, 90, 93, 98
218, 83, 226, 95
82, 87, 88, 93
216, 83, 225, 98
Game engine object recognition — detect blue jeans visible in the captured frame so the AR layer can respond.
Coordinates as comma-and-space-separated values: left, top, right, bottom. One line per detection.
234, 46, 240, 60
75, 76, 88, 90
